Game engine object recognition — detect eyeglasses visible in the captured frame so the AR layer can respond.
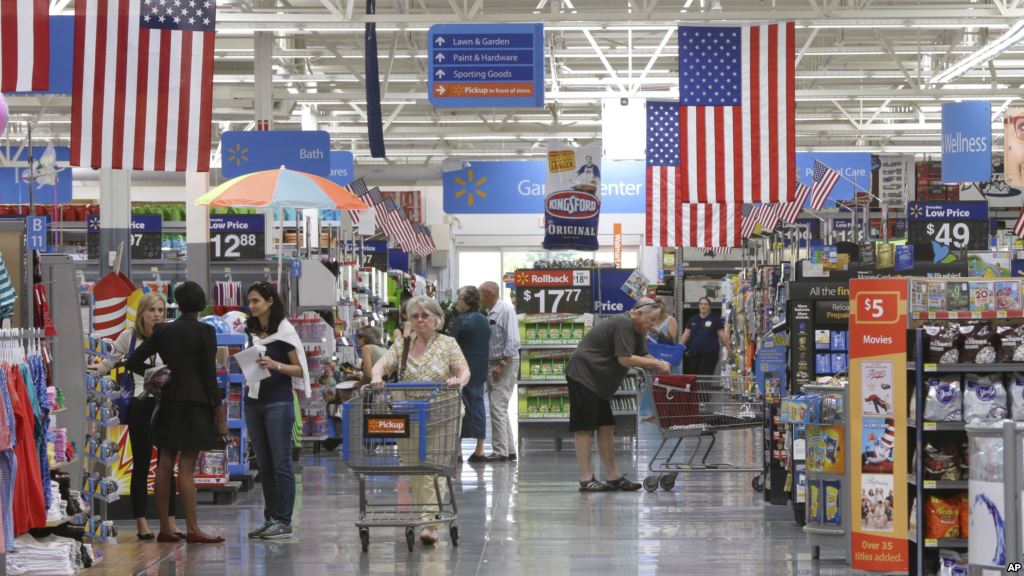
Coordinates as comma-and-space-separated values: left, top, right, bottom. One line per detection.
1007, 116, 1024, 141
410, 313, 433, 321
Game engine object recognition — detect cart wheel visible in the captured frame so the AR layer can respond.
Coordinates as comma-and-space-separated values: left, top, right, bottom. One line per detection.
751, 474, 764, 492
405, 527, 415, 552
450, 524, 459, 546
359, 528, 369, 553
642, 476, 658, 492
659, 474, 676, 492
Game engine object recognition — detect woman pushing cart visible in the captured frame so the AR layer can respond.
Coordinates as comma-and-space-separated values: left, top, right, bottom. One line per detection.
345, 296, 469, 551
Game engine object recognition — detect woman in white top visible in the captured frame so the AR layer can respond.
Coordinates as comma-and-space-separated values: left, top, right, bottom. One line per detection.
94, 292, 178, 540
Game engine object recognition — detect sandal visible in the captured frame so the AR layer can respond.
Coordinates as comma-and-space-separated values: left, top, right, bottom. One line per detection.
578, 477, 614, 492
419, 528, 439, 545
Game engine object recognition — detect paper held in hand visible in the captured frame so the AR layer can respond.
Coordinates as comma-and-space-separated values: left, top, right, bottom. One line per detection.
235, 344, 272, 384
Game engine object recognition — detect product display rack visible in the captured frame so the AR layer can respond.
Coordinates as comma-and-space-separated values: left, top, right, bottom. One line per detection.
799, 383, 852, 562
218, 333, 249, 477
80, 338, 121, 545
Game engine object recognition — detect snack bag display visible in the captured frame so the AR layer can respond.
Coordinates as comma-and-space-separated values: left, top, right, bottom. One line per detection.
923, 323, 960, 364
925, 375, 963, 422
1010, 373, 1024, 421
924, 494, 961, 539
937, 550, 968, 576
958, 493, 968, 539
996, 324, 1024, 362
807, 481, 822, 524
823, 480, 842, 526
964, 373, 1008, 423
959, 322, 996, 364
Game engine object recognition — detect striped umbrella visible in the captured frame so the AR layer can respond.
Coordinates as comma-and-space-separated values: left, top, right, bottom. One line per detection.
195, 167, 368, 210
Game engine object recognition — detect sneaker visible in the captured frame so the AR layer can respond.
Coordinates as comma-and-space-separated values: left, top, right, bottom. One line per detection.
607, 476, 642, 491
578, 477, 614, 492
260, 521, 293, 540
247, 520, 273, 539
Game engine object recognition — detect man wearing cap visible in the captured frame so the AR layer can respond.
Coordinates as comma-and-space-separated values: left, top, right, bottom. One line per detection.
565, 298, 671, 491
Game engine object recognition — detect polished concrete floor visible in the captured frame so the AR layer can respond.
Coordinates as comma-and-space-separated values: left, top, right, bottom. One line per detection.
89, 423, 853, 576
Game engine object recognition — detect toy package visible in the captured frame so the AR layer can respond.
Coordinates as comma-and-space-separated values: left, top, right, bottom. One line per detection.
823, 480, 842, 526
994, 280, 1021, 311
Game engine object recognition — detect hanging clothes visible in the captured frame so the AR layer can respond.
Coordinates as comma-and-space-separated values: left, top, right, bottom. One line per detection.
28, 355, 51, 508
0, 252, 17, 319
0, 361, 18, 553
10, 363, 45, 535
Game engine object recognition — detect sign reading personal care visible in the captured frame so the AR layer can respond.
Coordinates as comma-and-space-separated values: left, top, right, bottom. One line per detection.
941, 101, 992, 183
797, 152, 872, 208
907, 201, 988, 251
209, 215, 265, 261
427, 24, 544, 108
514, 269, 592, 315
849, 278, 908, 573
543, 141, 601, 251
130, 215, 163, 260
220, 131, 330, 178
442, 159, 645, 214
328, 151, 355, 187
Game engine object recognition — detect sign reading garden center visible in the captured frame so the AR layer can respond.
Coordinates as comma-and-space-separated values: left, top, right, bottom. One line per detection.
849, 279, 908, 573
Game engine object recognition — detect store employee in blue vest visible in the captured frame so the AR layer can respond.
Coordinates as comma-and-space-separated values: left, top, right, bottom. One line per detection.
679, 297, 731, 376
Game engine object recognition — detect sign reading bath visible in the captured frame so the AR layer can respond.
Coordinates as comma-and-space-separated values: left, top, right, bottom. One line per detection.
220, 131, 331, 178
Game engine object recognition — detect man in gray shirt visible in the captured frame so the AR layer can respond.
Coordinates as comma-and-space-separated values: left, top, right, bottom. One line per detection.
480, 281, 520, 463
565, 298, 670, 491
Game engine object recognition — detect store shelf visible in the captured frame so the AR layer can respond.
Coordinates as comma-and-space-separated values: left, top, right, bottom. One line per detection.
82, 490, 120, 504
912, 310, 1024, 321
803, 525, 844, 536
907, 531, 967, 548
912, 362, 1024, 373
519, 417, 570, 423
520, 344, 579, 350
519, 379, 568, 385
907, 419, 966, 431
907, 474, 967, 490
612, 411, 636, 417
801, 384, 846, 393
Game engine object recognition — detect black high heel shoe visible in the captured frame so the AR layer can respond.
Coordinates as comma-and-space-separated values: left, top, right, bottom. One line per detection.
137, 532, 155, 541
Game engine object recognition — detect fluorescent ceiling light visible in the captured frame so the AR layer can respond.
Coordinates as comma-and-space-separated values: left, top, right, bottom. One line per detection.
930, 21, 1024, 84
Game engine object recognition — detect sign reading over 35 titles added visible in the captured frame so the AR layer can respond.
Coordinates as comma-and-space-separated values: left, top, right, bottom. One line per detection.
907, 201, 989, 252
209, 215, 266, 261
514, 269, 592, 315
130, 215, 163, 260
849, 279, 908, 573
428, 24, 545, 108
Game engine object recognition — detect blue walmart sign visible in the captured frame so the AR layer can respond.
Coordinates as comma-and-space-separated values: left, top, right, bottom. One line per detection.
796, 152, 871, 208
220, 131, 330, 178
443, 160, 645, 214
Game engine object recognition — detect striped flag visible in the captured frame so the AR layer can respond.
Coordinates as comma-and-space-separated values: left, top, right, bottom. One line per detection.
703, 247, 733, 256
348, 178, 369, 225
809, 160, 842, 210
780, 183, 811, 223
647, 22, 794, 207
71, 0, 216, 171
1014, 207, 1024, 240
760, 204, 781, 232
389, 203, 422, 254
0, 0, 49, 92
741, 204, 764, 239
672, 203, 742, 248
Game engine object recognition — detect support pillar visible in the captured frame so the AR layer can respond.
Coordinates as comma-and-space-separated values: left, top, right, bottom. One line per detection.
254, 32, 274, 131
185, 172, 211, 293
98, 169, 132, 277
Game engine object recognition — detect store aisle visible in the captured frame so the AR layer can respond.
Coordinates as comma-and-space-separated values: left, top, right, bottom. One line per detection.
90, 424, 851, 576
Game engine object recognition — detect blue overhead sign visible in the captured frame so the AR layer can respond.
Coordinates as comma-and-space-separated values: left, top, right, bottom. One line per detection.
0, 146, 72, 204
796, 152, 871, 208
328, 151, 355, 187
428, 24, 545, 108
443, 159, 645, 214
907, 201, 989, 221
343, 240, 387, 254
220, 131, 330, 178
594, 268, 638, 314
941, 101, 992, 183
131, 215, 162, 233
209, 214, 265, 233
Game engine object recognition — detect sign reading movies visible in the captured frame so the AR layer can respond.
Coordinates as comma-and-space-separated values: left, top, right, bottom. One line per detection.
428, 24, 544, 108
941, 101, 992, 183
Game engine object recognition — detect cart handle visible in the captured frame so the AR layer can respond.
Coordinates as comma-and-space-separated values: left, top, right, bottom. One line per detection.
381, 382, 443, 389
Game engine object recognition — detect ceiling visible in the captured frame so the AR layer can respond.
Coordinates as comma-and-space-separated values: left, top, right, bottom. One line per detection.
4, 0, 1024, 169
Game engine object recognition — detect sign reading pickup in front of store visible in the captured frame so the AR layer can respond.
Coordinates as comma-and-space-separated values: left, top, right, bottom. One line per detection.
220, 131, 331, 178
428, 23, 545, 108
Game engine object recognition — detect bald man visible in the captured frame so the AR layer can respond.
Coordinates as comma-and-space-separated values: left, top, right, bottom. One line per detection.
479, 281, 520, 463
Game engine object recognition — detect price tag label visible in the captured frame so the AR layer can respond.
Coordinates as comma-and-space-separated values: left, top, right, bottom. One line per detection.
924, 422, 937, 431
924, 538, 937, 547
130, 215, 163, 260
998, 310, 1008, 318
923, 480, 936, 489
907, 201, 989, 251
210, 215, 266, 261
855, 291, 901, 324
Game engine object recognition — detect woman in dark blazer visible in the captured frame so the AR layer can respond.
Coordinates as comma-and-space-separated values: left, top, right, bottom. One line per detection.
126, 281, 226, 544
448, 286, 491, 462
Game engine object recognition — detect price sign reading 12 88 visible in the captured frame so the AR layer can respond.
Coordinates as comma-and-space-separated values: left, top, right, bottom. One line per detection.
210, 215, 266, 261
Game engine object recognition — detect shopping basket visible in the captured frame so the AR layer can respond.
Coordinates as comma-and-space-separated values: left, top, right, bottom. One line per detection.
341, 383, 463, 551
648, 342, 686, 371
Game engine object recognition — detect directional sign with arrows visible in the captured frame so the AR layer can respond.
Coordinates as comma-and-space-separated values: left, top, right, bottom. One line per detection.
427, 23, 545, 108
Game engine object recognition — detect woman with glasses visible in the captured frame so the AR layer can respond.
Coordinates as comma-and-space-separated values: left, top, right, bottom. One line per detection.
370, 295, 470, 546
243, 282, 310, 541
1005, 112, 1024, 188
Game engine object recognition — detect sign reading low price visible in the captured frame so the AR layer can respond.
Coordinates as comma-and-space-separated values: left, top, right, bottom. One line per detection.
514, 269, 592, 315
130, 215, 162, 260
907, 201, 988, 251
209, 215, 265, 261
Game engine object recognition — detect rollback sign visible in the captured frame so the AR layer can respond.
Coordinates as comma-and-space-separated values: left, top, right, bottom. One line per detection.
543, 141, 601, 251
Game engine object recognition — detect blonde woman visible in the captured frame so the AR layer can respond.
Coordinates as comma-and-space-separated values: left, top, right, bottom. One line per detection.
95, 292, 179, 540
370, 295, 470, 546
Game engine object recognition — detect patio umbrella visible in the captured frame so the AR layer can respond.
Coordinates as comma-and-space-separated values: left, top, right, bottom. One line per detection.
194, 167, 368, 286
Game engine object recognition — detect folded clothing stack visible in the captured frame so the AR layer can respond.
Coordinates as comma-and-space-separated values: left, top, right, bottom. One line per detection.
6, 533, 83, 575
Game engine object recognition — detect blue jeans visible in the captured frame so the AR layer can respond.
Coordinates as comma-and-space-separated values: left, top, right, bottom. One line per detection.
460, 381, 486, 439
246, 401, 296, 525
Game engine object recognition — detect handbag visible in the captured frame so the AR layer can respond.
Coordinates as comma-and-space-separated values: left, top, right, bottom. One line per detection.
143, 365, 173, 397
112, 335, 137, 425
385, 336, 411, 383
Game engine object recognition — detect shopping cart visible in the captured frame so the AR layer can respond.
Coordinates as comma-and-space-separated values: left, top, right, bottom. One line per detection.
642, 373, 764, 493
341, 383, 462, 552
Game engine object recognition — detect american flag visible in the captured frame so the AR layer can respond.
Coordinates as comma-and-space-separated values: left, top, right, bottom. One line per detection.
1014, 207, 1024, 240
741, 204, 763, 239
760, 204, 781, 232
0, 0, 49, 92
348, 177, 369, 225
673, 203, 742, 248
809, 160, 842, 210
71, 0, 216, 171
647, 23, 794, 210
413, 223, 435, 256
389, 203, 422, 254
375, 198, 409, 249
703, 247, 733, 256
780, 183, 811, 223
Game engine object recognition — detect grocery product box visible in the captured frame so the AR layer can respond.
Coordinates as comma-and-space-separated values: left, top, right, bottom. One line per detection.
519, 313, 594, 345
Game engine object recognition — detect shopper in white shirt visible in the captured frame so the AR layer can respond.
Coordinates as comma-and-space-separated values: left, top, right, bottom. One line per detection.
479, 281, 520, 463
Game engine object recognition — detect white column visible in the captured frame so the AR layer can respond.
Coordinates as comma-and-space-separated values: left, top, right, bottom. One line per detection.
98, 169, 132, 276
185, 171, 211, 292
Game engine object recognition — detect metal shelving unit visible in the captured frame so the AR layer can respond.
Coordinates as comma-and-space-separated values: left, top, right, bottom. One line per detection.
218, 333, 249, 477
